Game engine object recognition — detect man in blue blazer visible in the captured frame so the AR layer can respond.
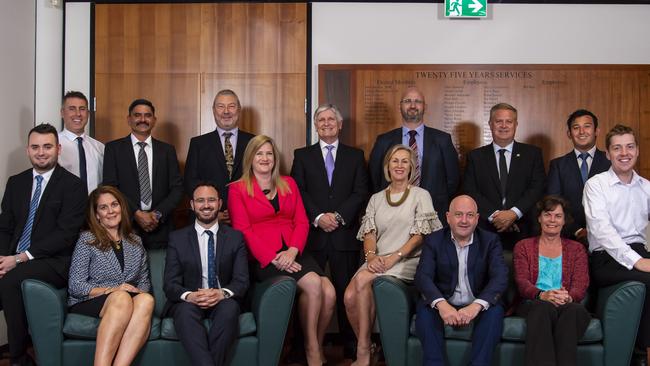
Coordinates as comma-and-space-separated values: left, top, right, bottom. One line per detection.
163, 182, 249, 366
103, 99, 183, 249
547, 109, 610, 243
368, 86, 459, 226
415, 195, 508, 366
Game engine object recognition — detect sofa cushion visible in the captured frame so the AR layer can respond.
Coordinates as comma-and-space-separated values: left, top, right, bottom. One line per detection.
410, 314, 602, 344
63, 314, 161, 340
160, 312, 256, 340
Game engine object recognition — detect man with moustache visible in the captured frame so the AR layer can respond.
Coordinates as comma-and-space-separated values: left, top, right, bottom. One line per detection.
164, 182, 249, 366
103, 99, 183, 249
415, 195, 508, 366
57, 91, 104, 192
291, 104, 368, 359
185, 89, 255, 223
368, 86, 459, 226
547, 109, 610, 243
463, 103, 545, 250
584, 125, 650, 365
0, 123, 87, 366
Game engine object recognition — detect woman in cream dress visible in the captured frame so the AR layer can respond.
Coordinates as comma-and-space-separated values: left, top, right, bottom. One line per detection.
344, 144, 441, 366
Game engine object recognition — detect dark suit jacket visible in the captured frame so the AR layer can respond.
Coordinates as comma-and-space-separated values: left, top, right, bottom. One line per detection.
102, 135, 183, 247
547, 149, 610, 238
463, 141, 545, 241
163, 223, 249, 315
184, 129, 254, 207
415, 227, 508, 306
290, 142, 368, 252
368, 126, 459, 225
0, 165, 87, 277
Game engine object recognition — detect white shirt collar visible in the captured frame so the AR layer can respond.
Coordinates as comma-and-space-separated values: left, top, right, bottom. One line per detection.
401, 123, 425, 136
130, 134, 152, 147
450, 232, 474, 248
216, 126, 239, 138
32, 166, 55, 180
61, 128, 86, 141
319, 139, 339, 150
574, 145, 597, 159
492, 141, 514, 154
605, 167, 643, 186
195, 220, 220, 237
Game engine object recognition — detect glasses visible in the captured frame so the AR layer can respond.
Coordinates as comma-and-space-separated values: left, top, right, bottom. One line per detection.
400, 99, 424, 105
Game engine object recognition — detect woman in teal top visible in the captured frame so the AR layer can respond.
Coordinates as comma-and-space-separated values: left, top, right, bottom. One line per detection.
513, 196, 590, 366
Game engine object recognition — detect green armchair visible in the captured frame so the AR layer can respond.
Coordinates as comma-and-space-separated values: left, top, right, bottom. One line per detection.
373, 254, 645, 366
21, 249, 296, 366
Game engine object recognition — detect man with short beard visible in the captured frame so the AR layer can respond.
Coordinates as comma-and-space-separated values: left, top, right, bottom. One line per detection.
163, 182, 249, 366
368, 86, 459, 226
102, 99, 183, 249
0, 123, 87, 365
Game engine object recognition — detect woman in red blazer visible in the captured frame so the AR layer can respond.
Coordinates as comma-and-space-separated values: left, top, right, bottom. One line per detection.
228, 135, 335, 366
513, 195, 590, 366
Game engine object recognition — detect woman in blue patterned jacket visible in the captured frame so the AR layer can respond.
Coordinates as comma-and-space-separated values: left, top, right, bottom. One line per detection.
68, 185, 154, 366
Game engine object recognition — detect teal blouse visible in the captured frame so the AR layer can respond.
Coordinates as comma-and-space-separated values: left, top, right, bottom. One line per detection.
536, 255, 562, 291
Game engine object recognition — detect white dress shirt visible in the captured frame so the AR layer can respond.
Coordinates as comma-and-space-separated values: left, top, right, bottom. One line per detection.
130, 134, 153, 210
58, 129, 104, 193
574, 145, 597, 172
23, 167, 55, 259
489, 142, 522, 219
180, 221, 233, 301
584, 168, 650, 269
313, 139, 340, 227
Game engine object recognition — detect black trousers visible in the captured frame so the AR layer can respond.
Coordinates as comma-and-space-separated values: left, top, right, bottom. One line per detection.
0, 259, 67, 360
170, 298, 240, 366
590, 243, 650, 348
310, 245, 360, 349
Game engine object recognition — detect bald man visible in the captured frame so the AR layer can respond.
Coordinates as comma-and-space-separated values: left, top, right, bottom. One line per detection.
415, 195, 508, 366
368, 87, 459, 226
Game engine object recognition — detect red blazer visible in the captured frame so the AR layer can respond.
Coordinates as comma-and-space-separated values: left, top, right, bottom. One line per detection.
228, 176, 309, 268
513, 237, 589, 302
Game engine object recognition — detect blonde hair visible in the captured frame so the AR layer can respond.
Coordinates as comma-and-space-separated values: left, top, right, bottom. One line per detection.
383, 144, 417, 184
238, 135, 290, 197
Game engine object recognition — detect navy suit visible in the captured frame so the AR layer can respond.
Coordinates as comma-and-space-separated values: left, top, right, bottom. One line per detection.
0, 165, 86, 360
415, 227, 508, 366
103, 135, 183, 249
184, 129, 254, 208
368, 126, 459, 226
463, 142, 546, 249
163, 223, 249, 366
547, 149, 610, 240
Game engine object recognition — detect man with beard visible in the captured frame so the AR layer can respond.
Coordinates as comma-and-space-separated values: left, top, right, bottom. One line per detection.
184, 89, 255, 223
0, 123, 87, 365
103, 99, 183, 249
547, 109, 610, 244
368, 86, 459, 226
163, 182, 249, 366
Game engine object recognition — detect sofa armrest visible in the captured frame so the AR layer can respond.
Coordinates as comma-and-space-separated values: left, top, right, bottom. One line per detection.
251, 276, 297, 366
21, 279, 67, 366
373, 276, 417, 366
595, 281, 645, 366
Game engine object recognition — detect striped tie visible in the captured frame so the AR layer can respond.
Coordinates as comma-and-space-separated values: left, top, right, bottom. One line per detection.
408, 130, 421, 186
223, 132, 234, 180
137, 142, 152, 206
17, 175, 43, 253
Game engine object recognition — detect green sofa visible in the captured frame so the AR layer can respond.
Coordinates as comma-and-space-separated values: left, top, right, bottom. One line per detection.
21, 249, 296, 366
373, 253, 646, 366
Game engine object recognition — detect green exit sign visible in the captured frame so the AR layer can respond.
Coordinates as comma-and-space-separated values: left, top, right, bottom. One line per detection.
445, 0, 487, 18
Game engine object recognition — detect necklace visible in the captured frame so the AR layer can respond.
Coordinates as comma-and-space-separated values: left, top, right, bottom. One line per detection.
385, 186, 410, 207
113, 240, 122, 250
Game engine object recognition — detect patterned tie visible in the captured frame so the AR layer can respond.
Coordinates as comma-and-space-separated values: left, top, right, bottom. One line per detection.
408, 130, 421, 186
76, 137, 87, 188
325, 145, 335, 185
223, 132, 234, 180
206, 230, 216, 288
579, 152, 590, 184
17, 175, 43, 253
137, 142, 152, 206
498, 149, 508, 206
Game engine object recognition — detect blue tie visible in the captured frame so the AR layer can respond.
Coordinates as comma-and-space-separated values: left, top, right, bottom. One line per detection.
579, 152, 590, 184
325, 145, 335, 185
206, 230, 216, 288
17, 175, 44, 253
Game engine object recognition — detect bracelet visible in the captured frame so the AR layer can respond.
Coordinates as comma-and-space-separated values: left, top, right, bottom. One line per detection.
395, 251, 403, 260
364, 249, 376, 261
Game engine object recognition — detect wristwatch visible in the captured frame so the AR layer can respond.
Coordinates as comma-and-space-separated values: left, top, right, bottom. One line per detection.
15, 255, 23, 264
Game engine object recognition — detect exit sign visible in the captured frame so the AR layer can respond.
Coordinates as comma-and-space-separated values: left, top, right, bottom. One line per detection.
445, 0, 487, 18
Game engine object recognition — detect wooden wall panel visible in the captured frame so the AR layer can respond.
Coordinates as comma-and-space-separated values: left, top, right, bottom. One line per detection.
94, 3, 307, 176
320, 64, 649, 172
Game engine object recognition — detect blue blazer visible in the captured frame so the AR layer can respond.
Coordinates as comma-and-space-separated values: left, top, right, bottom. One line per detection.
415, 227, 508, 306
68, 231, 151, 306
368, 126, 459, 226
546, 149, 610, 238
163, 223, 249, 315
